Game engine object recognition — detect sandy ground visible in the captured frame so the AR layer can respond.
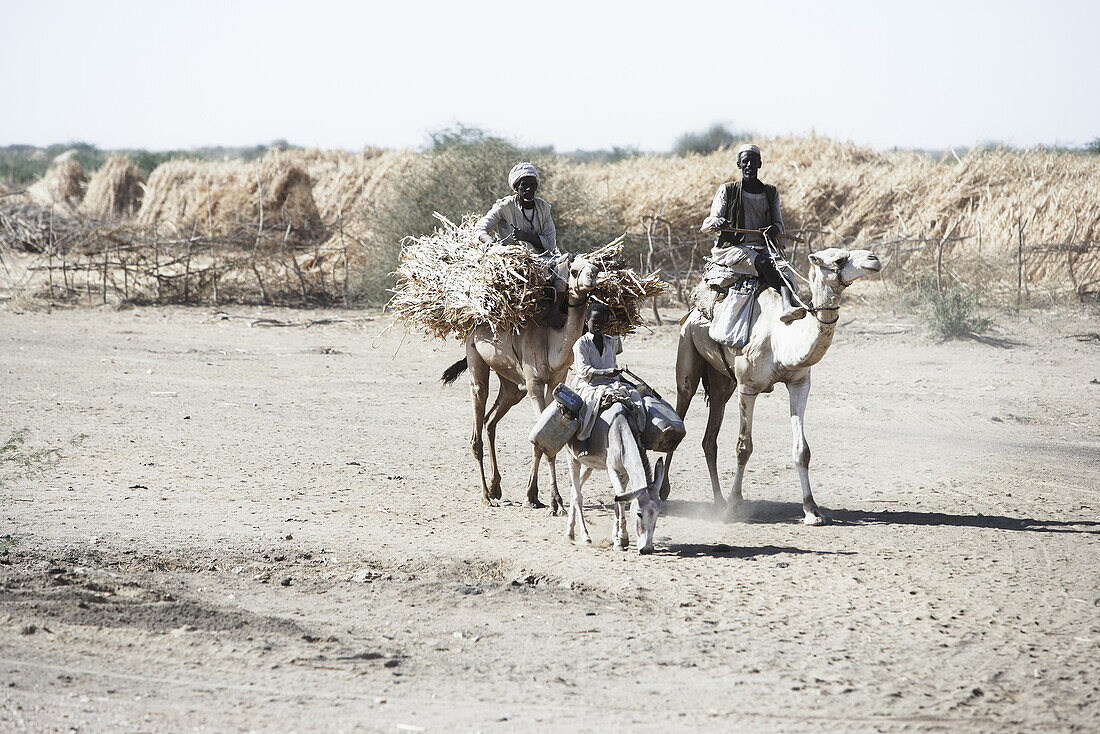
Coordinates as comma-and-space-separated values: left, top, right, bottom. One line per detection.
0, 298, 1097, 733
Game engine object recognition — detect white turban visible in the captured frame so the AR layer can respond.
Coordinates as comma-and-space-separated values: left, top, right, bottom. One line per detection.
508, 162, 540, 189
737, 143, 761, 158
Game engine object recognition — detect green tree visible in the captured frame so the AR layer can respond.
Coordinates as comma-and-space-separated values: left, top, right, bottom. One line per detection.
673, 124, 747, 156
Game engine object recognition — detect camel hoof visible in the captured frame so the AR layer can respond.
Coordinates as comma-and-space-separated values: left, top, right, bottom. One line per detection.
723, 505, 749, 523
803, 514, 829, 526
524, 499, 547, 510
549, 506, 565, 517
482, 497, 500, 508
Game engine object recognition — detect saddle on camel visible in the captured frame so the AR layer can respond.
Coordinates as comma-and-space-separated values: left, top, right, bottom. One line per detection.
695, 143, 808, 349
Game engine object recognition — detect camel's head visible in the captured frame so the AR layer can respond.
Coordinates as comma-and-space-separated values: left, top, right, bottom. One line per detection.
614, 457, 665, 554
567, 255, 601, 296
807, 248, 882, 290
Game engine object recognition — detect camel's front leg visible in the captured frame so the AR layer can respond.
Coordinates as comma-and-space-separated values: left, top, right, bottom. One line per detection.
524, 377, 565, 514
523, 376, 549, 510
724, 388, 758, 522
787, 377, 827, 525
664, 327, 706, 500
566, 460, 594, 544
702, 370, 736, 508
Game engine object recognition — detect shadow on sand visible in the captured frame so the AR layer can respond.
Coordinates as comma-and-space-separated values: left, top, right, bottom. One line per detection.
659, 543, 855, 559
831, 506, 1100, 534
661, 499, 1099, 535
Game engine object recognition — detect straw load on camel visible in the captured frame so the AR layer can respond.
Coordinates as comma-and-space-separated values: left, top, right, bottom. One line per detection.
26, 155, 88, 217
388, 214, 666, 341
78, 155, 144, 221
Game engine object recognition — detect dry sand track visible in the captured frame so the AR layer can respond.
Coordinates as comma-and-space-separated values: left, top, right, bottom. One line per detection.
0, 302, 1097, 732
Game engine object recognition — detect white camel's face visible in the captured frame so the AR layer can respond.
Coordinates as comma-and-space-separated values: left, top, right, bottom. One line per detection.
809, 248, 882, 286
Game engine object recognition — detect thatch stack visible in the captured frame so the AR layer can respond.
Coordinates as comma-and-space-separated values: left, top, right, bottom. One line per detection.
78, 155, 144, 220
570, 136, 1100, 294
388, 214, 666, 341
26, 157, 88, 216
135, 156, 322, 243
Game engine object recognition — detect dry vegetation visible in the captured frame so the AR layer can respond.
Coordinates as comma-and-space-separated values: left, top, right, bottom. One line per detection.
1, 136, 1097, 311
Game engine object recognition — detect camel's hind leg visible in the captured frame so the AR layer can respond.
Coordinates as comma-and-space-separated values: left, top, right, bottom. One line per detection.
787, 376, 827, 525
484, 377, 526, 501
701, 366, 736, 508
724, 387, 759, 522
663, 326, 707, 500
466, 347, 496, 506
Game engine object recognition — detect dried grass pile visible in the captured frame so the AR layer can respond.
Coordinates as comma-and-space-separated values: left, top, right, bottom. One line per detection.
26, 158, 88, 216
388, 214, 666, 341
135, 156, 322, 243
78, 155, 144, 220
569, 136, 1100, 296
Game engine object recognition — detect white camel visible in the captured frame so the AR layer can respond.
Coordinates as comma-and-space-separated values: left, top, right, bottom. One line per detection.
667, 247, 881, 524
565, 403, 665, 554
441, 255, 602, 514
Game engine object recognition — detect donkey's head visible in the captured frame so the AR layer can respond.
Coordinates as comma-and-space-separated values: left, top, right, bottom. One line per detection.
614, 457, 666, 554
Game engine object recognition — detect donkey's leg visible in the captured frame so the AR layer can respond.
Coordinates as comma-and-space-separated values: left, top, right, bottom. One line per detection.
567, 460, 594, 543
485, 377, 525, 501
609, 469, 632, 550
702, 367, 736, 508
724, 388, 759, 522
787, 376, 827, 525
467, 350, 496, 506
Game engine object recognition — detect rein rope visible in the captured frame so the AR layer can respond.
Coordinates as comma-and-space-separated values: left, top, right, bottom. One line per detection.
762, 233, 842, 325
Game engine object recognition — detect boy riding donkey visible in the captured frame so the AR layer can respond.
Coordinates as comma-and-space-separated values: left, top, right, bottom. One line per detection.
475, 163, 571, 327
701, 143, 805, 323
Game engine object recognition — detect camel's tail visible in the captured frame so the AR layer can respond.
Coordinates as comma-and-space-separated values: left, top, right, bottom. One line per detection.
440, 357, 468, 385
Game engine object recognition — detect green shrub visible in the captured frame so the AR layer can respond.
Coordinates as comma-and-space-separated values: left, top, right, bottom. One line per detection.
0, 429, 86, 488
352, 125, 615, 304
920, 282, 992, 339
673, 124, 748, 156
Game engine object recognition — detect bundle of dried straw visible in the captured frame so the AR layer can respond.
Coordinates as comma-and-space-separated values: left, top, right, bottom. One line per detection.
388, 214, 666, 341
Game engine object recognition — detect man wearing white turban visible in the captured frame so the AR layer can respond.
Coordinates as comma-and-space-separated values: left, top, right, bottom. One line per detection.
700, 143, 805, 322
476, 162, 557, 254
476, 162, 569, 326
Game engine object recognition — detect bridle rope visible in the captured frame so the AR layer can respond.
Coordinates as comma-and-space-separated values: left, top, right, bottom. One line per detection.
763, 233, 843, 325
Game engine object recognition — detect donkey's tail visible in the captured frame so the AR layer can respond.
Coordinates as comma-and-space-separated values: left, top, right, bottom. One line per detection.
440, 358, 468, 385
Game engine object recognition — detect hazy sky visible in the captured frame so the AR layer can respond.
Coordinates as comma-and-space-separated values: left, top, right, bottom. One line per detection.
2, 0, 1097, 152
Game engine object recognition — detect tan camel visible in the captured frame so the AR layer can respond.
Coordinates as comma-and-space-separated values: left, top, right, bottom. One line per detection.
441, 255, 601, 514
667, 247, 881, 524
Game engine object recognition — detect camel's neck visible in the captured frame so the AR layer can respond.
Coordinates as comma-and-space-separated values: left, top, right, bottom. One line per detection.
548, 293, 589, 371
774, 273, 844, 370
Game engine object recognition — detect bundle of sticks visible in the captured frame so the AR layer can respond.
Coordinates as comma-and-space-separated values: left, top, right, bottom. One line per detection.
388, 213, 666, 341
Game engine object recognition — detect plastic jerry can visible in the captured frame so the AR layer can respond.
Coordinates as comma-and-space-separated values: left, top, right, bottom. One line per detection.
529, 384, 583, 457
641, 395, 686, 452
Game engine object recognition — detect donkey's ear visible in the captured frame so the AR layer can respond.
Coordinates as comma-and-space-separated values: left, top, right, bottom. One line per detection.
650, 457, 666, 494
614, 488, 643, 503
